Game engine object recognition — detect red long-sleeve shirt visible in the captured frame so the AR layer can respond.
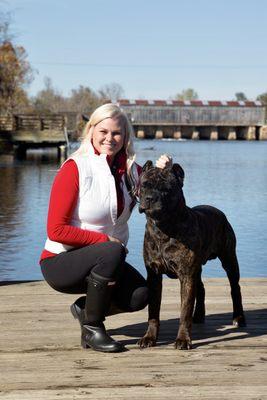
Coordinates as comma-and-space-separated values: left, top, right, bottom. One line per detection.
40, 154, 141, 262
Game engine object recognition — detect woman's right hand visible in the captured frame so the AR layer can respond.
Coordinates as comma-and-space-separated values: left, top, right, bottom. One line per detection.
108, 236, 128, 254
108, 235, 121, 243
155, 154, 173, 169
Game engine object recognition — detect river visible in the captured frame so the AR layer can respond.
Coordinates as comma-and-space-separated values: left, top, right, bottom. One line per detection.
0, 139, 266, 281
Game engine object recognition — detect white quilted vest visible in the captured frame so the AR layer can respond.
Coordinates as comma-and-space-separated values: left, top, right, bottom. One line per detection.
44, 145, 138, 254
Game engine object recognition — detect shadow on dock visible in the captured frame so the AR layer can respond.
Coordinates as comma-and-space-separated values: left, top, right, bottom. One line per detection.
108, 308, 267, 349
0, 279, 43, 286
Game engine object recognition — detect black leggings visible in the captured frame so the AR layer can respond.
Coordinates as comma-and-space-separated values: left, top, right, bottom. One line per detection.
40, 241, 148, 312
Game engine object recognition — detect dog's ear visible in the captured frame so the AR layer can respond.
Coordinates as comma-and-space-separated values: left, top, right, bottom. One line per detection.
82, 114, 89, 122
142, 160, 153, 172
172, 163, 185, 186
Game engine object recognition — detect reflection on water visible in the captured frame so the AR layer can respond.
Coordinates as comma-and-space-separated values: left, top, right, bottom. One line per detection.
0, 149, 61, 281
0, 141, 266, 281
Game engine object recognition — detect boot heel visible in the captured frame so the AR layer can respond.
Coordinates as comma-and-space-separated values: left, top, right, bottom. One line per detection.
81, 338, 90, 349
70, 303, 79, 320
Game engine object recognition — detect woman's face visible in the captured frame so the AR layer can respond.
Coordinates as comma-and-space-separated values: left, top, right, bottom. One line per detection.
92, 117, 125, 161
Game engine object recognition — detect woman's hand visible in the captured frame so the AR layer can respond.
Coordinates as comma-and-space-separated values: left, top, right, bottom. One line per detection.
155, 154, 173, 169
108, 235, 129, 254
108, 235, 121, 244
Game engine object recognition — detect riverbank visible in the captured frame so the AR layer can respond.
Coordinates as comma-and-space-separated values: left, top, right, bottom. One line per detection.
0, 278, 266, 399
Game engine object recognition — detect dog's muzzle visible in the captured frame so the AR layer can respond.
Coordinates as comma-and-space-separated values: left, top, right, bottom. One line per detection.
139, 194, 154, 214
139, 204, 146, 213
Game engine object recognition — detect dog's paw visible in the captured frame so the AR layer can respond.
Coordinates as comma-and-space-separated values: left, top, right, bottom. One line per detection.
174, 338, 192, 350
233, 315, 246, 327
137, 336, 157, 348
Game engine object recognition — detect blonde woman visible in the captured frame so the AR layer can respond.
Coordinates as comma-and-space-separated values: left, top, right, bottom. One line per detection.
40, 103, 171, 353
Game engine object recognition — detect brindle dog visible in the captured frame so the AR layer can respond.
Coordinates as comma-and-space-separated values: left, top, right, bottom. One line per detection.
138, 161, 246, 350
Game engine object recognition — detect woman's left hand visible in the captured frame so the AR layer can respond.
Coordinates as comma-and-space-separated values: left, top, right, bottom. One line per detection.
155, 154, 173, 169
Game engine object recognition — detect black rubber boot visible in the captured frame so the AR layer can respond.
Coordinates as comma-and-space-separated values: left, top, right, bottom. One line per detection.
81, 271, 125, 353
70, 296, 124, 327
70, 296, 86, 327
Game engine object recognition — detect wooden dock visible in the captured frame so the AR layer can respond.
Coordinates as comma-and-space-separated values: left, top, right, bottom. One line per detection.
0, 114, 67, 158
0, 278, 266, 399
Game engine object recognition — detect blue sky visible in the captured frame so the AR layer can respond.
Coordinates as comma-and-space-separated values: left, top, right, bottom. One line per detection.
2, 0, 267, 100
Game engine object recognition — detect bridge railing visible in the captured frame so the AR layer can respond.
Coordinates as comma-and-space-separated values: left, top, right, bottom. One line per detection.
0, 114, 65, 132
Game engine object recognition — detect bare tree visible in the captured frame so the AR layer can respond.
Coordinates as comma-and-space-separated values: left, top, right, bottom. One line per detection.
0, 10, 13, 44
33, 80, 103, 116
68, 85, 100, 114
33, 77, 67, 113
98, 82, 125, 103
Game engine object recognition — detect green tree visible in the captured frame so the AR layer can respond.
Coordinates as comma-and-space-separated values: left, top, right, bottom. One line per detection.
257, 91, 267, 105
0, 41, 33, 113
175, 88, 199, 101
0, 13, 33, 114
235, 92, 247, 101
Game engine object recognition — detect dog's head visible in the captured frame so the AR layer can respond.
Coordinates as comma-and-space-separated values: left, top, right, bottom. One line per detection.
139, 160, 185, 221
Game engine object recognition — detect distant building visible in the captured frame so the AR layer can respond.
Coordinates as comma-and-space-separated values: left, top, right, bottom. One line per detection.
117, 99, 267, 140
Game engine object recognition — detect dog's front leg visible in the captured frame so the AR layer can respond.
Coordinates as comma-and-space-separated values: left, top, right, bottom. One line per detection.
138, 269, 162, 348
175, 277, 196, 350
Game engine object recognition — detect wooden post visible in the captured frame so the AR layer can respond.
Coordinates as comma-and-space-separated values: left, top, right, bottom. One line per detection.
192, 127, 200, 140
259, 126, 267, 140
15, 144, 27, 159
210, 127, 218, 140
245, 126, 256, 140
227, 127, 236, 140
173, 127, 182, 139
155, 129, 163, 139
0, 131, 13, 154
137, 128, 145, 139
57, 145, 67, 161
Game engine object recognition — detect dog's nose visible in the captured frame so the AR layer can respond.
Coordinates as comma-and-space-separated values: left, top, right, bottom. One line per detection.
139, 195, 153, 213
139, 205, 145, 213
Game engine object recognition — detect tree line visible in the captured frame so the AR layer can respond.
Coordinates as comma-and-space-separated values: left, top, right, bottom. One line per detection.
0, 12, 127, 116
1, 12, 267, 117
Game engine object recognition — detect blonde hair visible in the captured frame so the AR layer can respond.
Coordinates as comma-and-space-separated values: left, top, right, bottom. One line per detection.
71, 103, 138, 200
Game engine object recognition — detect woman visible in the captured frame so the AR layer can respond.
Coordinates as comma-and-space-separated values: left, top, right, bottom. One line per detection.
40, 103, 171, 353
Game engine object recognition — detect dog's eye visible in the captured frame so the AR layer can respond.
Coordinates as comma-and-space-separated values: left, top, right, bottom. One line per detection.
141, 181, 151, 189
161, 190, 170, 197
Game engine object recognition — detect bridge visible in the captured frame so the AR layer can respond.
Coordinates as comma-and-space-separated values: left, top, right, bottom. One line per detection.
118, 100, 267, 140
1, 102, 267, 158
0, 114, 68, 158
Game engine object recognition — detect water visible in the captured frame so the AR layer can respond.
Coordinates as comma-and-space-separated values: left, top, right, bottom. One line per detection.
0, 140, 266, 281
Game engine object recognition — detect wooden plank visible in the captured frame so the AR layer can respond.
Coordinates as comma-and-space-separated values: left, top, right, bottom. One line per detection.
0, 278, 266, 399
14, 115, 65, 133
42, 123, 64, 130
0, 116, 13, 131
12, 130, 66, 143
